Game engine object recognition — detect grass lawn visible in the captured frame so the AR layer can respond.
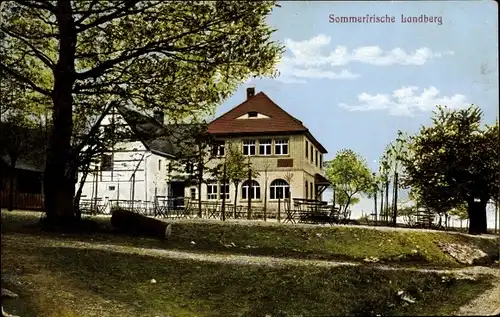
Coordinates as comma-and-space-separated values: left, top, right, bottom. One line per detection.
1, 211, 497, 316
5, 211, 498, 268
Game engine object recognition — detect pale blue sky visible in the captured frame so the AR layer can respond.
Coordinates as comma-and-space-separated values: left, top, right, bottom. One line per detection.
214, 1, 499, 226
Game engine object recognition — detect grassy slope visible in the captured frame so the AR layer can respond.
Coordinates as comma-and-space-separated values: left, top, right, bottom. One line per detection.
3, 211, 499, 268
1, 211, 498, 317
1, 235, 493, 317
161, 220, 499, 267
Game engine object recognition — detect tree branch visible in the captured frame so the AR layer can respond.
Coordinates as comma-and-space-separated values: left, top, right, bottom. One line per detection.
75, 1, 145, 33
0, 63, 52, 96
73, 0, 100, 25
15, 0, 56, 12
75, 9, 250, 80
1, 26, 56, 70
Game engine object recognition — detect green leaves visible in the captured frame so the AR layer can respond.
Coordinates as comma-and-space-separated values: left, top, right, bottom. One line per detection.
401, 105, 499, 214
2, 0, 284, 147
325, 149, 374, 211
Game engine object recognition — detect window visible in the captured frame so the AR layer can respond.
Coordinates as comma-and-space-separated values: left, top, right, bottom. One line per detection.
243, 140, 256, 156
270, 179, 290, 199
248, 111, 258, 117
315, 150, 319, 167
158, 159, 161, 171
310, 145, 314, 163
305, 182, 308, 199
242, 180, 261, 200
207, 182, 218, 200
212, 141, 225, 157
305, 140, 309, 158
185, 162, 194, 174
320, 154, 323, 168
101, 154, 113, 171
310, 181, 313, 199
259, 139, 272, 155
219, 183, 230, 200
190, 188, 196, 199
108, 185, 115, 191
275, 139, 289, 155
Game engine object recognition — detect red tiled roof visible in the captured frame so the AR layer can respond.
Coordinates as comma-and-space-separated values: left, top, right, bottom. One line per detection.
207, 92, 327, 153
208, 92, 307, 134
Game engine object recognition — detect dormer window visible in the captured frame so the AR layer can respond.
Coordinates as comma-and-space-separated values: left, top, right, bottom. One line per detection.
235, 112, 270, 119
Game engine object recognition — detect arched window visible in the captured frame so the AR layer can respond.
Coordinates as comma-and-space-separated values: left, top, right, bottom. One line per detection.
270, 179, 290, 199
242, 180, 261, 200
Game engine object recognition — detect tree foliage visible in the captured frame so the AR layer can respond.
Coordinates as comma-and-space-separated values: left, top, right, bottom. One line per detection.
325, 149, 374, 214
382, 130, 409, 179
210, 142, 259, 207
400, 105, 498, 234
1, 0, 283, 223
168, 122, 217, 217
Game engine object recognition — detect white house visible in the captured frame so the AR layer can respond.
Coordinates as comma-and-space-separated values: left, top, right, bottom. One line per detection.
76, 105, 191, 211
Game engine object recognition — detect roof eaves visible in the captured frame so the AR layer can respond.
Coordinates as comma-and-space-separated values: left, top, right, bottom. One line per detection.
150, 149, 176, 159
305, 130, 328, 154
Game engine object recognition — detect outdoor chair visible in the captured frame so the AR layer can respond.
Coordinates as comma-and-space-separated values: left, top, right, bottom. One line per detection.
206, 202, 220, 219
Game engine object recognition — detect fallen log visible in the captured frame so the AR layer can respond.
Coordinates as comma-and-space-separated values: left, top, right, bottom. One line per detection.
111, 208, 171, 239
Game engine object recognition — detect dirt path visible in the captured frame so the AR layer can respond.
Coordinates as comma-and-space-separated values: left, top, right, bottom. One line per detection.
454, 267, 500, 316
3, 231, 499, 316
43, 239, 499, 316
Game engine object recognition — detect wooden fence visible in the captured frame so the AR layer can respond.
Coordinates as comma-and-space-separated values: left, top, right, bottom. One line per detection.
0, 191, 44, 210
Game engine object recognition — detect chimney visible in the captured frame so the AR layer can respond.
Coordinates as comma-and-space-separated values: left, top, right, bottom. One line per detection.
153, 110, 164, 124
246, 87, 255, 99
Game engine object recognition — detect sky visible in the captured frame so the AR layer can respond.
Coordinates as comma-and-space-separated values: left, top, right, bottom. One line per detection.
214, 1, 499, 228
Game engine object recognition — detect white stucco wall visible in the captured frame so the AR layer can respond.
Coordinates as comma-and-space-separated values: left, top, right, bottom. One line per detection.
77, 110, 175, 211
76, 139, 173, 211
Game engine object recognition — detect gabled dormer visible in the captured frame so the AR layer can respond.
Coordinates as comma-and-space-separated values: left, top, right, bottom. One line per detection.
236, 111, 270, 120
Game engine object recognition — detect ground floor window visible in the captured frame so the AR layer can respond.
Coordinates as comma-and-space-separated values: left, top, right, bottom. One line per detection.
270, 179, 290, 199
207, 182, 218, 200
241, 180, 261, 200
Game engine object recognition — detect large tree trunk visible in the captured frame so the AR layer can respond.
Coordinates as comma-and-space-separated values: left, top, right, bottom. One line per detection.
247, 169, 252, 220
392, 172, 398, 227
234, 181, 239, 218
44, 0, 78, 227
385, 181, 389, 223
380, 188, 384, 224
197, 168, 203, 218
8, 157, 17, 211
263, 178, 267, 222
467, 199, 488, 234
221, 164, 226, 221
